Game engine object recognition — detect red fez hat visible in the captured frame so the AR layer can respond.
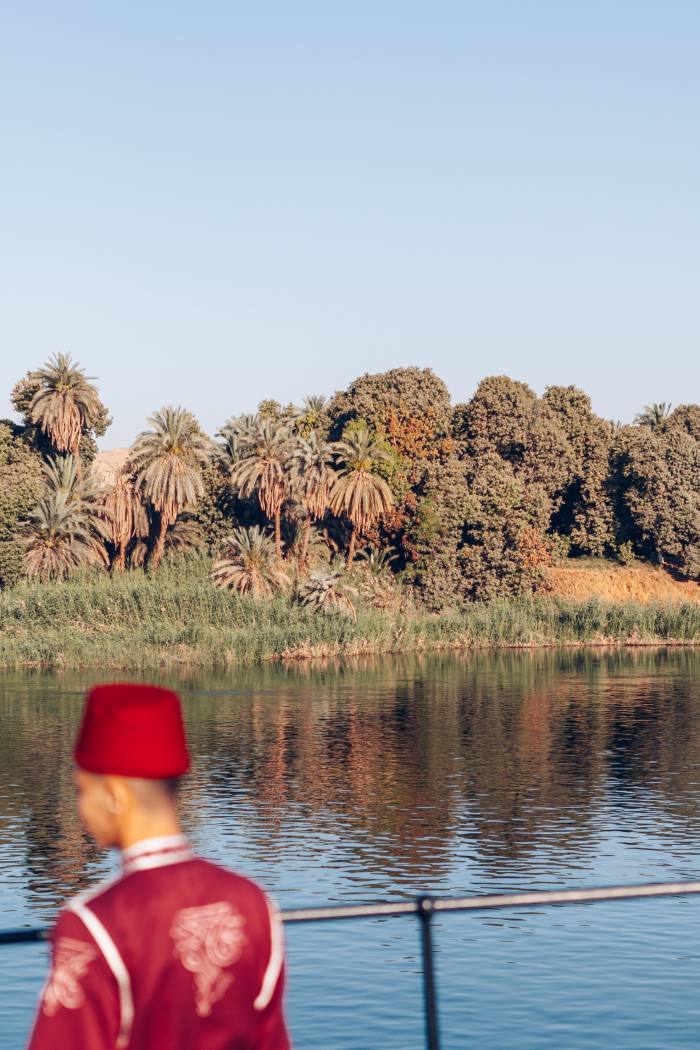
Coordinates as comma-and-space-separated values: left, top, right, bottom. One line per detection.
75, 683, 190, 778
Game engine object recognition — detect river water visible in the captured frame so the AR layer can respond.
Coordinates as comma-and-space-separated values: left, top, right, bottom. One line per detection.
2, 650, 700, 1048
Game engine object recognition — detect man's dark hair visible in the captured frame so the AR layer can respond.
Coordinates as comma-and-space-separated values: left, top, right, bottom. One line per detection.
162, 776, 183, 798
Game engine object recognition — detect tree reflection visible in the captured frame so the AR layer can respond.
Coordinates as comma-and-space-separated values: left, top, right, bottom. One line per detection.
3, 649, 700, 916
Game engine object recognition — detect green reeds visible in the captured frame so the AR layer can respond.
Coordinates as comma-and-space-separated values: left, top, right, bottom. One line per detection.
1, 556, 699, 670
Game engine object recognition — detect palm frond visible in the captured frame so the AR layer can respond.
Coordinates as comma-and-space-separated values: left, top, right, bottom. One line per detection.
297, 566, 357, 620
634, 402, 673, 431
29, 353, 102, 454
288, 431, 337, 519
23, 489, 109, 581
211, 526, 290, 598
228, 417, 294, 520
131, 407, 213, 524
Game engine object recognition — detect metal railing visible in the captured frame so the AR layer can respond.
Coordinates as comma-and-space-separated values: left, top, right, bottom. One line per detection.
5, 879, 700, 1049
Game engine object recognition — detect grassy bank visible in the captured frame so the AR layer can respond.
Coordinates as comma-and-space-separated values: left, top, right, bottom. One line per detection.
2, 557, 700, 671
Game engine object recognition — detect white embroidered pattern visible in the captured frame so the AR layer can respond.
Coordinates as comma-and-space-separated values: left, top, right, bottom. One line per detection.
42, 937, 97, 1016
170, 902, 246, 1017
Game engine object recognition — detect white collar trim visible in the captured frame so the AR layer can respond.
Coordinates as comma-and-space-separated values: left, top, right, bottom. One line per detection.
123, 848, 194, 876
121, 834, 189, 861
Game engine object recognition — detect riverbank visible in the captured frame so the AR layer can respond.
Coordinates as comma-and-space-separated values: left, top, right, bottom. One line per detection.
545, 558, 700, 604
2, 557, 700, 670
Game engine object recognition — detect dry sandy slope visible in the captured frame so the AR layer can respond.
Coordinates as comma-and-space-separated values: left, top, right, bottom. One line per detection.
546, 562, 700, 604
92, 448, 130, 486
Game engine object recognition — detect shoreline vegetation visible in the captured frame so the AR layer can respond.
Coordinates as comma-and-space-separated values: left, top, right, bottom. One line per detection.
3, 356, 700, 670
2, 557, 700, 671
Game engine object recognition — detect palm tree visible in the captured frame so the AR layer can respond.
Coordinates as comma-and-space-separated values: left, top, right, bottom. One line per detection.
635, 402, 672, 431
24, 493, 109, 580
289, 431, 337, 568
130, 407, 213, 569
283, 518, 331, 570
330, 425, 394, 563
297, 566, 357, 620
42, 453, 82, 497
28, 353, 103, 461
211, 527, 290, 598
218, 413, 260, 469
101, 471, 142, 571
164, 514, 203, 557
23, 456, 110, 580
43, 453, 110, 514
229, 418, 294, 558
129, 513, 202, 570
301, 394, 328, 417
293, 395, 329, 434
357, 545, 398, 574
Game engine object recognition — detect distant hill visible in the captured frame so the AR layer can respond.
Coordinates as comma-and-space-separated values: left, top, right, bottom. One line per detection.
92, 448, 129, 486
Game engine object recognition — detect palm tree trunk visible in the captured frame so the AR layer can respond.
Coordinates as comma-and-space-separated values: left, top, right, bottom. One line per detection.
72, 439, 82, 478
301, 516, 312, 570
274, 508, 282, 560
347, 525, 357, 565
151, 515, 168, 570
116, 542, 126, 572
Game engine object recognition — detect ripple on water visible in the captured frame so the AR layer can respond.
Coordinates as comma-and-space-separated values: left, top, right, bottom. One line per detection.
2, 650, 700, 1047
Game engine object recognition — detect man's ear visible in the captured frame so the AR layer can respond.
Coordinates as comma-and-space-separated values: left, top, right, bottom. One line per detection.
103, 776, 132, 816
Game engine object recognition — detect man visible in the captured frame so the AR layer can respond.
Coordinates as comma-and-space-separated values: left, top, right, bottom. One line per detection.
27, 682, 291, 1049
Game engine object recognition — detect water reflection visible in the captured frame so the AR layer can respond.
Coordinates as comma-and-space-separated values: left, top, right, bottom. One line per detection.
2, 648, 700, 919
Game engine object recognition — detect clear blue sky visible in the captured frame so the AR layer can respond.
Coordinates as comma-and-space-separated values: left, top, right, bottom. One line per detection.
1, 2, 698, 446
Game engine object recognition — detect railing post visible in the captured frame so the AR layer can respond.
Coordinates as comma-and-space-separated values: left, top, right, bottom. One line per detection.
416, 895, 440, 1050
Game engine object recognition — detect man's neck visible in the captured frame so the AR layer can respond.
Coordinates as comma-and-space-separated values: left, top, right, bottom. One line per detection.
118, 812, 184, 852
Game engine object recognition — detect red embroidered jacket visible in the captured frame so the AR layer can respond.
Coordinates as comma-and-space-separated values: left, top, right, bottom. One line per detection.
27, 836, 291, 1049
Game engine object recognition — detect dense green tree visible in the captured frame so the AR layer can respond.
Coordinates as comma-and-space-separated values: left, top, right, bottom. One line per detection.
409, 451, 551, 608
257, 399, 297, 423
543, 385, 616, 556
455, 375, 573, 505
459, 455, 552, 601
195, 460, 247, 553
425, 376, 571, 606
0, 539, 24, 591
326, 367, 452, 460
612, 425, 700, 577
0, 422, 44, 588
409, 456, 473, 609
668, 404, 700, 442
0, 423, 45, 539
